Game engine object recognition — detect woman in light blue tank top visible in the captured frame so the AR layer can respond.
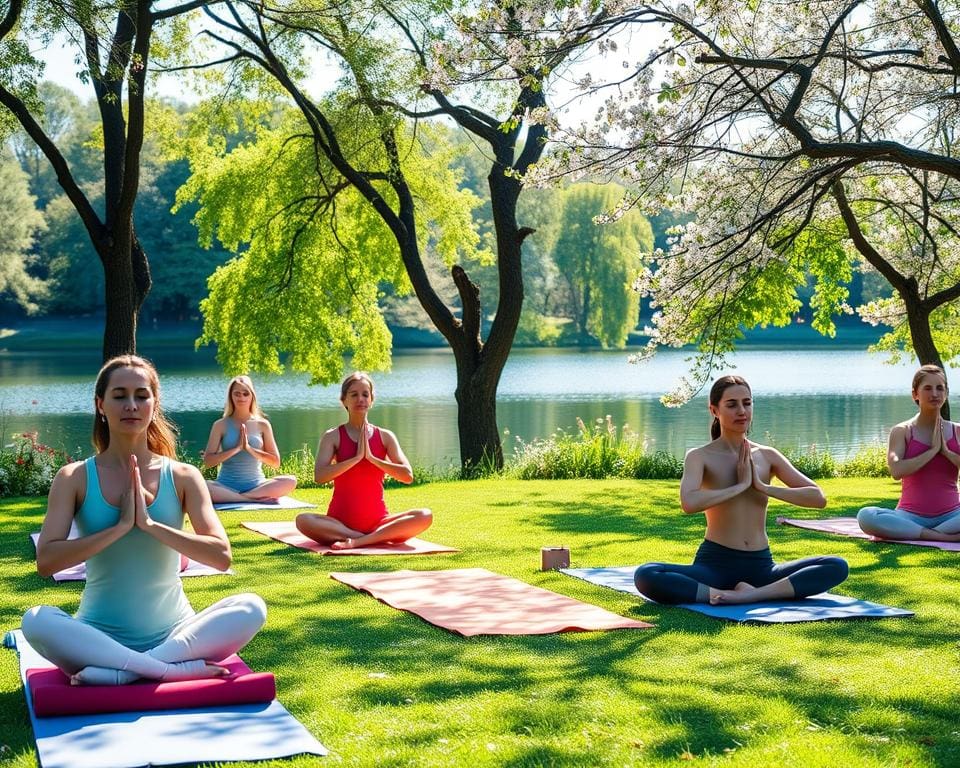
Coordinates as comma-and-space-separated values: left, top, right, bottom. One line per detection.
22, 356, 267, 685
203, 375, 297, 503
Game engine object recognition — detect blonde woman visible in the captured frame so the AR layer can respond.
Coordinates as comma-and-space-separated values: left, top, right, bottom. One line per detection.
203, 376, 296, 503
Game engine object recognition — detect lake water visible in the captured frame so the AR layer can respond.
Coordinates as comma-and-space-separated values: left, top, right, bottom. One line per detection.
0, 346, 921, 467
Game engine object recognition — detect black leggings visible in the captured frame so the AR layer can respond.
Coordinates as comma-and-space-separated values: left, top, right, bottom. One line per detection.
634, 539, 848, 604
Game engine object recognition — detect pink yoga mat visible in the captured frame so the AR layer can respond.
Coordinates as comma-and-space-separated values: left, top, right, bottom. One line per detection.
777, 516, 960, 551
241, 520, 458, 555
27, 655, 276, 717
331, 567, 653, 636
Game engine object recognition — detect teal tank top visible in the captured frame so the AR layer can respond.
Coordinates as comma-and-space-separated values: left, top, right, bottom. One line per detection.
216, 419, 266, 492
74, 457, 193, 651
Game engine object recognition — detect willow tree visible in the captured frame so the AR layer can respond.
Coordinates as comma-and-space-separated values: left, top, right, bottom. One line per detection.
0, 0, 199, 358
553, 183, 653, 347
542, 1, 960, 403
191, 0, 610, 472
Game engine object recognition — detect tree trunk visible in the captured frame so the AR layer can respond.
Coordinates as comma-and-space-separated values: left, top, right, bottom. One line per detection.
454, 362, 503, 477
98, 232, 150, 360
903, 292, 950, 418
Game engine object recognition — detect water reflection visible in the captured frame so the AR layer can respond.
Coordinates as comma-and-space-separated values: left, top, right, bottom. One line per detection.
0, 347, 916, 464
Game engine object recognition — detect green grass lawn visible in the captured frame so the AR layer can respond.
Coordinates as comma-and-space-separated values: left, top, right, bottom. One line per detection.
1, 478, 958, 767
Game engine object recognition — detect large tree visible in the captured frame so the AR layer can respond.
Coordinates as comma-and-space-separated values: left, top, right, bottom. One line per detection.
0, 0, 204, 359
553, 182, 653, 347
543, 1, 960, 402
190, 0, 608, 472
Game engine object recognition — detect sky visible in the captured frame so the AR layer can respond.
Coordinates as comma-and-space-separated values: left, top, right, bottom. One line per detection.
35, 20, 664, 128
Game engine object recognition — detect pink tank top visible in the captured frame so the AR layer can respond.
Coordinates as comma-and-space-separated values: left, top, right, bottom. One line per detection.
326, 425, 389, 532
899, 423, 960, 517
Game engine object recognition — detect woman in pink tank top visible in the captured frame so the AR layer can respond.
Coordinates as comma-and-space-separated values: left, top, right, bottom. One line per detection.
857, 364, 960, 541
295, 372, 432, 550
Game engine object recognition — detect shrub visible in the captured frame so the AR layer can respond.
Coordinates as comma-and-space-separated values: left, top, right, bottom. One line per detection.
0, 432, 76, 497
838, 444, 888, 477
779, 443, 838, 479
506, 416, 683, 480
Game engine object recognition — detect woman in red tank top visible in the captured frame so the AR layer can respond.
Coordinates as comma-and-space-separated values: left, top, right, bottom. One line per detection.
857, 364, 960, 541
295, 372, 432, 549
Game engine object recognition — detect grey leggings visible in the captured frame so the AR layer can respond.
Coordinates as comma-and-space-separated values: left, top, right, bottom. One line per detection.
22, 593, 266, 684
857, 505, 960, 540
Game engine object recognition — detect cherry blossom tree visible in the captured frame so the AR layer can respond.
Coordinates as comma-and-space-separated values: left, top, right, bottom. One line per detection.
541, 0, 960, 403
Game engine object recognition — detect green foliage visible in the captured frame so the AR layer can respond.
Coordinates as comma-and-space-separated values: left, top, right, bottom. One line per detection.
0, 151, 46, 313
778, 443, 838, 480
513, 308, 564, 346
553, 183, 653, 347
792, 222, 853, 337
180, 109, 485, 383
0, 431, 75, 497
837, 443, 889, 478
507, 415, 684, 480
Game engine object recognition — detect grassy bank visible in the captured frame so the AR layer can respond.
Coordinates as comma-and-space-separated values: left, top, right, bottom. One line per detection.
1, 477, 957, 767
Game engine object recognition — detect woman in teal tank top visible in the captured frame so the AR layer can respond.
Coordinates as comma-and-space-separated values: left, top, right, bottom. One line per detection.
22, 356, 267, 685
203, 375, 297, 503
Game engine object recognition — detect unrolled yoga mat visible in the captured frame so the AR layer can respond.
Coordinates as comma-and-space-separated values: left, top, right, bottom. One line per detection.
330, 567, 652, 635
7, 630, 327, 768
242, 520, 458, 555
30, 533, 232, 581
777, 516, 960, 551
560, 566, 914, 623
214, 496, 316, 511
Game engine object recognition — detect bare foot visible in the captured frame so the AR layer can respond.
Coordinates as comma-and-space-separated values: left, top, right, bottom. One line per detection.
161, 660, 230, 681
330, 538, 358, 550
709, 582, 756, 605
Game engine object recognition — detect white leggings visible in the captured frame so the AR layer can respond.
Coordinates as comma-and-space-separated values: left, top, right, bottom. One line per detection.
22, 593, 266, 684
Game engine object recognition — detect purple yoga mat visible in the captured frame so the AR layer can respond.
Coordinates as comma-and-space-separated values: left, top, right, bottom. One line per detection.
777, 516, 960, 551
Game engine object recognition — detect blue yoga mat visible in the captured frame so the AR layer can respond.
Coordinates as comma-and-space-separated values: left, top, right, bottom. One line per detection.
560, 566, 914, 623
6, 630, 327, 768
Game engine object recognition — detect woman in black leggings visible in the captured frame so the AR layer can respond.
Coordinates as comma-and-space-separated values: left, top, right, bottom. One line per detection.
634, 375, 848, 605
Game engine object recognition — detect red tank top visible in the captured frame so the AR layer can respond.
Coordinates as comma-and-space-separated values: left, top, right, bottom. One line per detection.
326, 425, 389, 532
899, 423, 960, 517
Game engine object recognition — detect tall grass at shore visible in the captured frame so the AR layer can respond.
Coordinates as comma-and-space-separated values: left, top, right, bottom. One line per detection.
0, 417, 890, 498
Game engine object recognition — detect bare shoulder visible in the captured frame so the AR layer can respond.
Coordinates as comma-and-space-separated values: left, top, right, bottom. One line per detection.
888, 420, 912, 441
54, 459, 88, 486
685, 443, 709, 460
171, 459, 205, 484
750, 442, 780, 460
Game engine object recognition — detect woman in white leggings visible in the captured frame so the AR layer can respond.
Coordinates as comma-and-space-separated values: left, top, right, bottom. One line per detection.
23, 355, 266, 686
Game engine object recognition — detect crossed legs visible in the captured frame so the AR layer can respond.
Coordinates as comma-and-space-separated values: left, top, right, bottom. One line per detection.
857, 506, 960, 542
295, 509, 432, 550
634, 545, 848, 605
207, 476, 298, 503
22, 593, 267, 685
